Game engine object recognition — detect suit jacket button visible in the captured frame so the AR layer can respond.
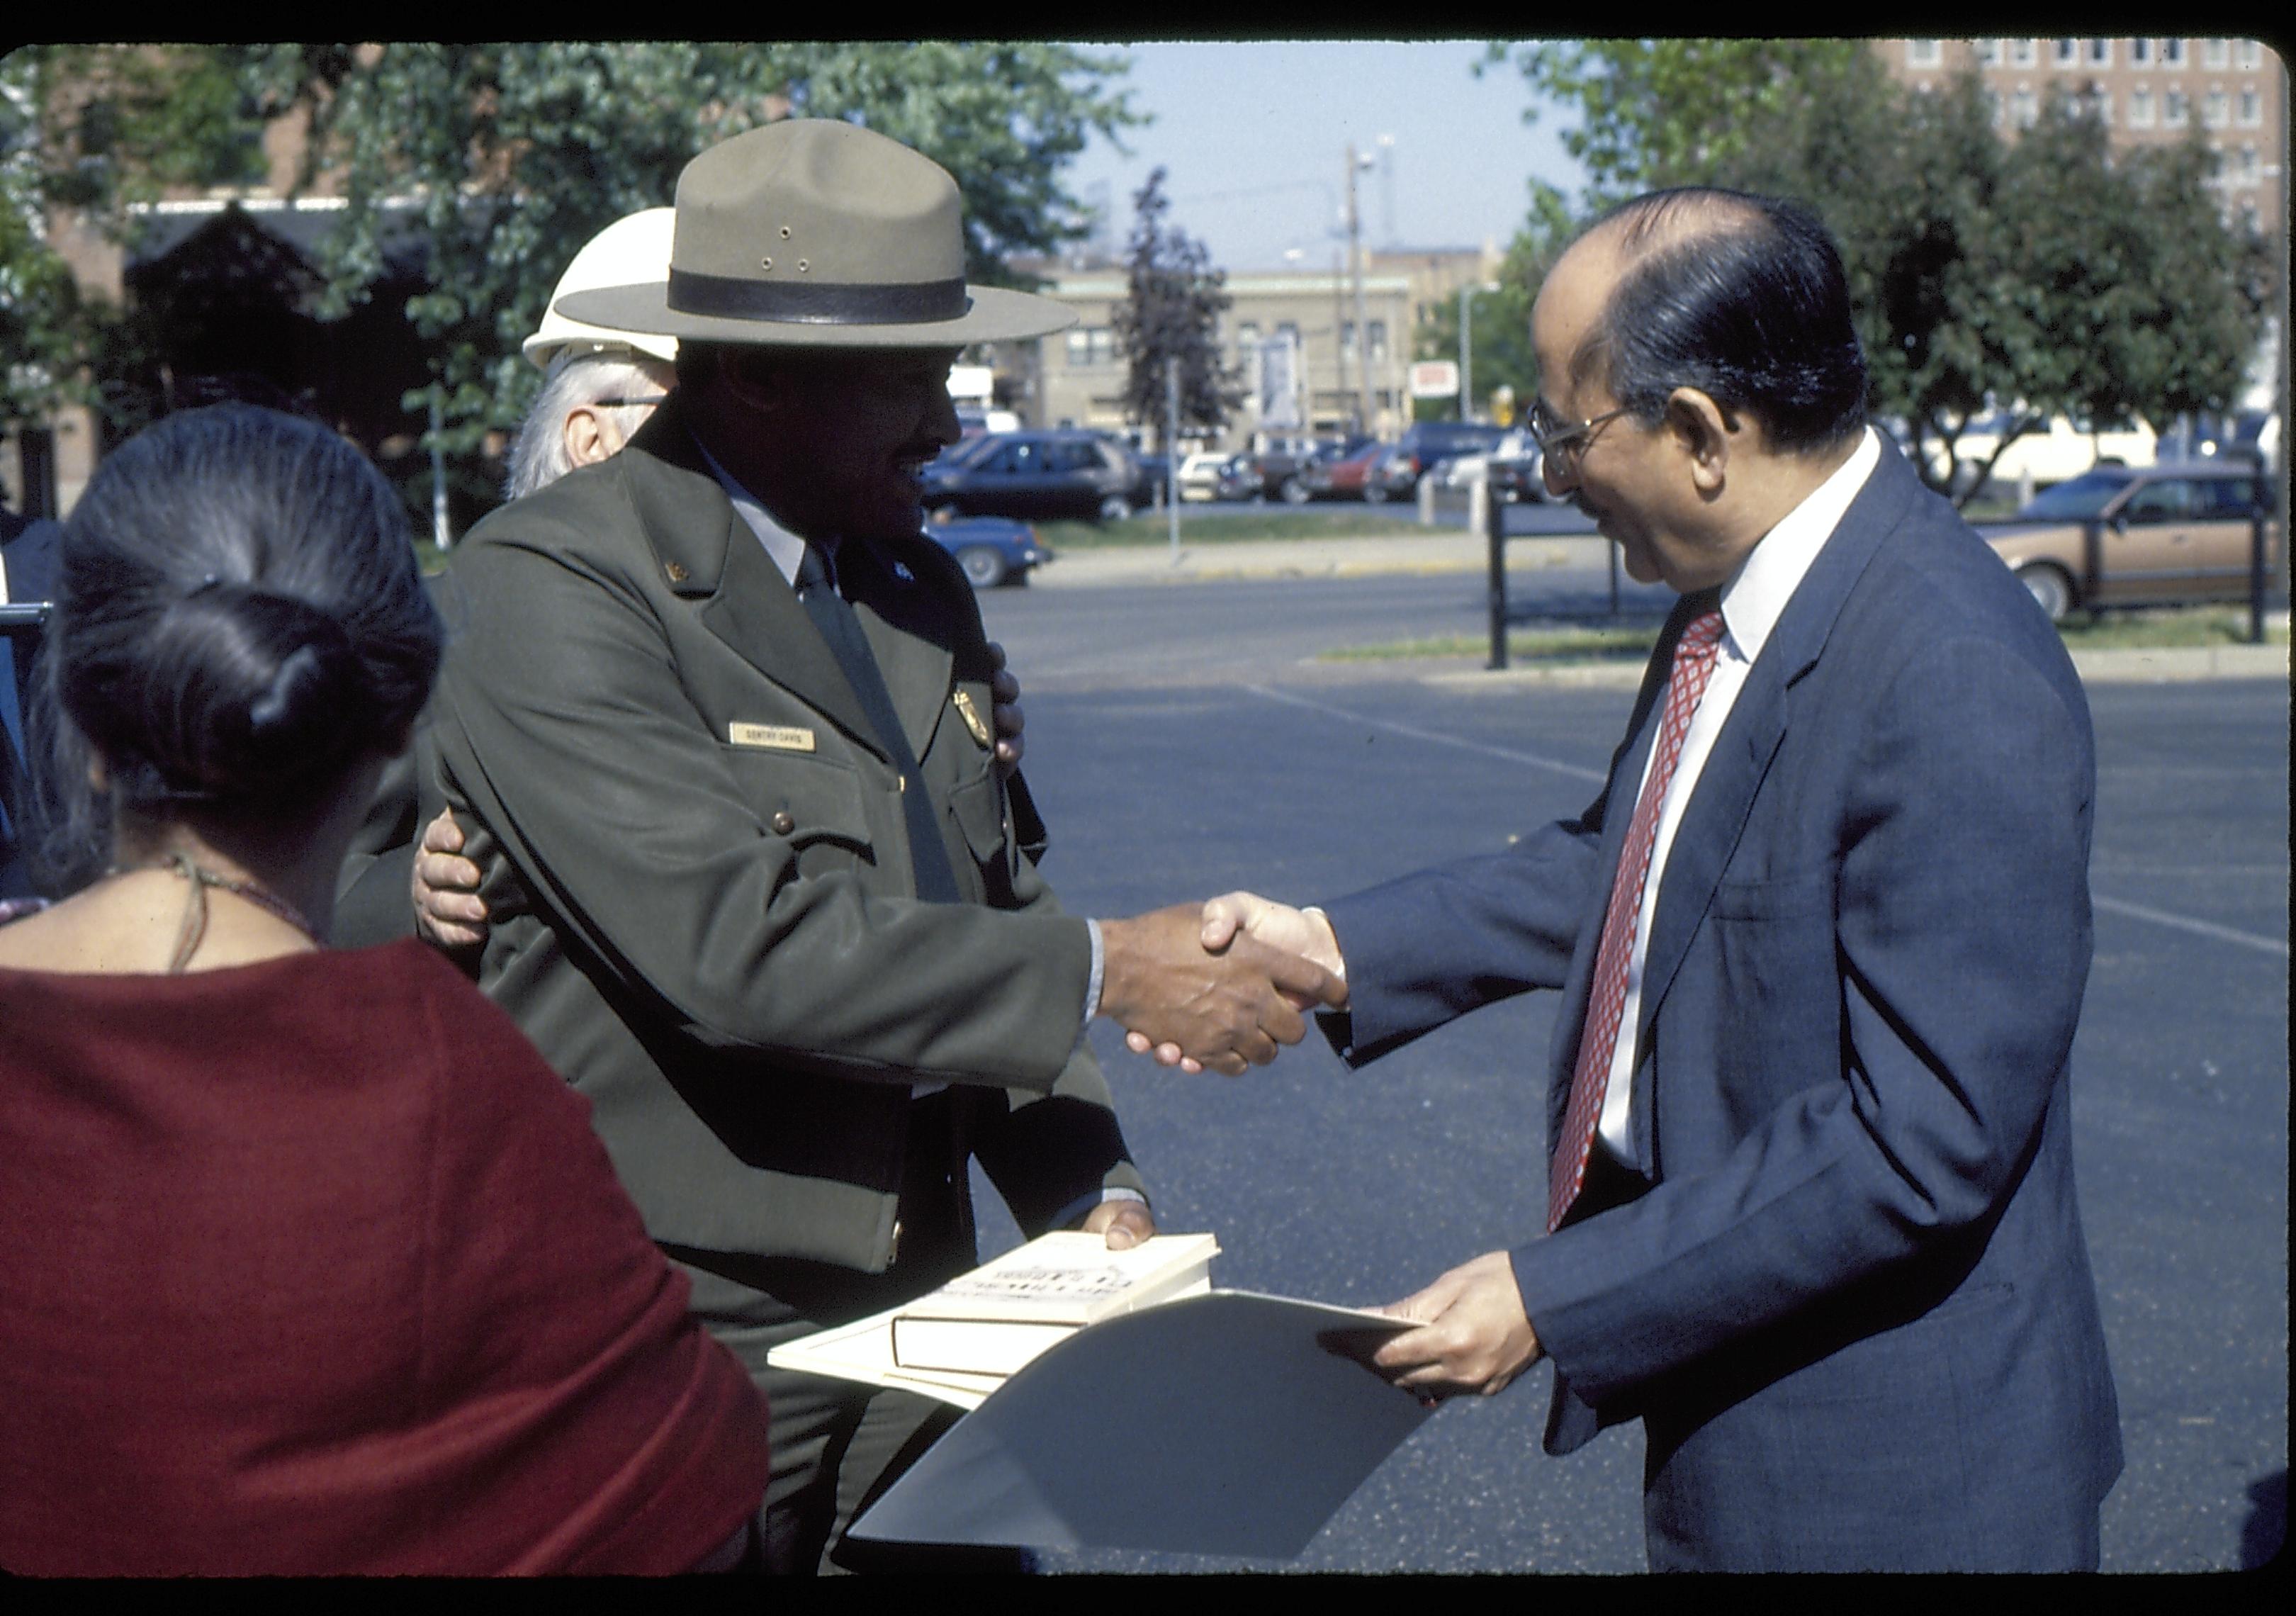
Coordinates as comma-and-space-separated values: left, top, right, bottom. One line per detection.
770, 810, 796, 836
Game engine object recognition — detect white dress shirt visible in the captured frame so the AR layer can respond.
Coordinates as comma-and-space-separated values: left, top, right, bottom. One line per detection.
1595, 427, 1882, 1161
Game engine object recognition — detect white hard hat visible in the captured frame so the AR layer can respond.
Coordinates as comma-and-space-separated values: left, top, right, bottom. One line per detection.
523, 207, 680, 369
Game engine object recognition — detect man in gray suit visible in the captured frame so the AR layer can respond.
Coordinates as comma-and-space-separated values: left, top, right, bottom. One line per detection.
1195, 189, 2120, 1570
422, 120, 1341, 1573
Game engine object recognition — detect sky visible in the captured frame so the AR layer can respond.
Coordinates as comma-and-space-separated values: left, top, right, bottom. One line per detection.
1055, 40, 1584, 272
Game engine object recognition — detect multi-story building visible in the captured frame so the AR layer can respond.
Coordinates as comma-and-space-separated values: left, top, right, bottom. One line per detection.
1876, 38, 2286, 244
1020, 261, 1415, 451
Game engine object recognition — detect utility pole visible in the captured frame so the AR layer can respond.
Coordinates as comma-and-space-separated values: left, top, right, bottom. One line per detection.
1165, 357, 1181, 559
1346, 144, 1372, 436
1459, 284, 1473, 423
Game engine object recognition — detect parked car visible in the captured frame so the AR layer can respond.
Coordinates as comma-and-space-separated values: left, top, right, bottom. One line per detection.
1975, 461, 2282, 622
1903, 411, 2159, 495
1372, 422, 1512, 500
1436, 428, 1545, 504
1217, 436, 1324, 503
1123, 448, 1170, 510
923, 513, 1051, 589
1296, 440, 1393, 502
920, 430, 1135, 523
1212, 454, 1263, 502
1176, 451, 1232, 502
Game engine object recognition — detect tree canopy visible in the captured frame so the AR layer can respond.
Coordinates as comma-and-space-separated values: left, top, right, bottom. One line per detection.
1485, 40, 2273, 503
1109, 167, 1242, 445
4, 43, 1141, 523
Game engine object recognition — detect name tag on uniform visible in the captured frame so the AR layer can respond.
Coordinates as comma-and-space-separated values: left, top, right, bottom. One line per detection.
951, 690, 992, 746
728, 722, 816, 753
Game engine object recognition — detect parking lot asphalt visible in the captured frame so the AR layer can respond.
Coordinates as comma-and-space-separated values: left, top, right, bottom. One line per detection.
1028, 528, 2291, 686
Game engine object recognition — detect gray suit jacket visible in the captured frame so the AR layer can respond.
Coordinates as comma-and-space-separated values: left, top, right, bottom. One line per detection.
424, 400, 1139, 1274
1322, 440, 2121, 1571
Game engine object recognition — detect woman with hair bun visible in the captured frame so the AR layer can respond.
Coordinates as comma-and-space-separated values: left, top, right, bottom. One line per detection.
0, 405, 770, 1576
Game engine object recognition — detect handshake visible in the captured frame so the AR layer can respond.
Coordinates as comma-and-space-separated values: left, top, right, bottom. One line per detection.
1095, 894, 1348, 1077
413, 809, 1339, 1077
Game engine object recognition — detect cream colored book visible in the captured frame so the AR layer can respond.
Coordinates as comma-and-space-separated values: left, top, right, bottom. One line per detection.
766, 1300, 1009, 1411
767, 1231, 1222, 1401
887, 1230, 1219, 1376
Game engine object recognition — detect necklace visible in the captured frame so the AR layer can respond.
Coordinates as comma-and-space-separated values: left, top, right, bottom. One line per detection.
106, 851, 320, 974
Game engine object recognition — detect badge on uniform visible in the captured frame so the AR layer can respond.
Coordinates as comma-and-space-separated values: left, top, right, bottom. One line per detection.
729, 722, 816, 752
951, 690, 992, 746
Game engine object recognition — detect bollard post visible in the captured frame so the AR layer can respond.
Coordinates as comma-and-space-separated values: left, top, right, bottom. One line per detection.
1485, 476, 1508, 670
2081, 519, 2105, 622
1417, 468, 1436, 527
2251, 507, 2270, 645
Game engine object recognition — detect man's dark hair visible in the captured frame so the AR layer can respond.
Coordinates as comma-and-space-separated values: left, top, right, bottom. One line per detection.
1577, 188, 1869, 454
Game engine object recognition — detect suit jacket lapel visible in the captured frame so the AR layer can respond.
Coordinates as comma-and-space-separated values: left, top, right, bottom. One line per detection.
1632, 436, 1920, 1040
623, 404, 887, 758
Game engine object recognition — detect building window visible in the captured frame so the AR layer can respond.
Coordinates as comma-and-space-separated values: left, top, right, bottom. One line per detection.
2087, 39, 2112, 67
2052, 38, 2078, 67
1339, 321, 1356, 359
2205, 90, 2231, 128
2163, 38, 2187, 67
2129, 88, 2156, 127
2239, 87, 2262, 124
2202, 39, 2230, 69
1368, 320, 1388, 362
2164, 89, 2189, 126
2009, 38, 2037, 68
1974, 38, 2003, 67
1064, 327, 1115, 368
2236, 41, 2263, 69
1906, 40, 1943, 68
2238, 145, 2260, 182
2013, 87, 2039, 128
2132, 38, 2155, 68
2090, 89, 2114, 125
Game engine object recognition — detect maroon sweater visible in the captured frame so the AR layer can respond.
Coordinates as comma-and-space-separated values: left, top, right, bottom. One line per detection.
0, 938, 768, 1575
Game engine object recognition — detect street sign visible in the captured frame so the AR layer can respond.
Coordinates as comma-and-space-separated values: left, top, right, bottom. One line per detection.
1409, 360, 1460, 399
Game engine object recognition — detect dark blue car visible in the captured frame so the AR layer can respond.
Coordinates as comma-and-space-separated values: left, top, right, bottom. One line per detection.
924, 515, 1052, 588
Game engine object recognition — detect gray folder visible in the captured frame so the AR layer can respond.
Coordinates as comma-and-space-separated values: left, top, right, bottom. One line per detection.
848, 1290, 1431, 1559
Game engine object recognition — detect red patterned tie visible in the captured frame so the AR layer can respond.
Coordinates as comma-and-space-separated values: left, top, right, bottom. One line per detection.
1548, 605, 1726, 1233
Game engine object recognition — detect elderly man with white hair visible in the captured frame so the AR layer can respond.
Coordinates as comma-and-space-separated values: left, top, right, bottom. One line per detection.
503, 208, 680, 500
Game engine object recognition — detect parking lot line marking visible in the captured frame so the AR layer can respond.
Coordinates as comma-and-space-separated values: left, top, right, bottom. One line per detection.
1244, 685, 1609, 784
1247, 688, 2290, 960
2091, 895, 2290, 959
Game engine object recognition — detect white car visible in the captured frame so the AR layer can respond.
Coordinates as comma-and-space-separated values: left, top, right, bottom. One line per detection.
1174, 451, 1233, 502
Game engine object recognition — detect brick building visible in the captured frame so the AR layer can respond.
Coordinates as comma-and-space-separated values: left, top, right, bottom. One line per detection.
1875, 37, 2287, 244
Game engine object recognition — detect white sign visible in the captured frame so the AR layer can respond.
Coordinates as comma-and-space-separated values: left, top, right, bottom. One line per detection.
1408, 360, 1460, 400
1257, 333, 1302, 430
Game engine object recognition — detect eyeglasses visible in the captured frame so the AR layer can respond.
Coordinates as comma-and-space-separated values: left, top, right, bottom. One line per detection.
1526, 397, 1634, 471
593, 395, 670, 409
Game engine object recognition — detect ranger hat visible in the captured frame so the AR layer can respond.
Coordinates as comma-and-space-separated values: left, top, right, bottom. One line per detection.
556, 120, 1076, 349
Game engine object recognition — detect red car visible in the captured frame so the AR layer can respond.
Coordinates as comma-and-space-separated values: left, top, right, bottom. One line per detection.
1298, 440, 1392, 502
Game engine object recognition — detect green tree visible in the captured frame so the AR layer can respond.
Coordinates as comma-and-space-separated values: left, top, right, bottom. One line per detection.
1109, 167, 1242, 446
240, 44, 1140, 471
1, 45, 267, 437
1491, 42, 2270, 505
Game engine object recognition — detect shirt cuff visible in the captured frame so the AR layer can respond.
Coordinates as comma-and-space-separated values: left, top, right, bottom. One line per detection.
1052, 1185, 1149, 1230
1083, 915, 1105, 1031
